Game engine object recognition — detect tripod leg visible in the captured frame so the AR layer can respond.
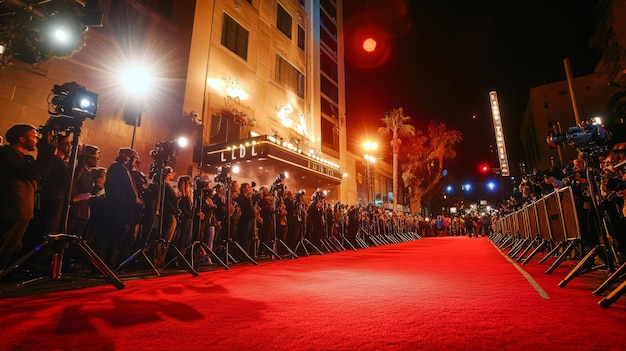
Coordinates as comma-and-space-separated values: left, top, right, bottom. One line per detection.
166, 242, 199, 276
295, 239, 309, 256
0, 237, 52, 281
304, 238, 324, 255
278, 239, 298, 258
260, 242, 281, 260
345, 238, 358, 251
232, 240, 258, 265
114, 241, 159, 276
332, 236, 346, 251
199, 243, 229, 269
76, 239, 125, 289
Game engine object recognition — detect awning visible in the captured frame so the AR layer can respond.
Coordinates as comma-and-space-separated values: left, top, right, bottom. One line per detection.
202, 135, 342, 199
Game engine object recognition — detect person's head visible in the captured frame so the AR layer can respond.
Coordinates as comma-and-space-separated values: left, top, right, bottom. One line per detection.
214, 183, 223, 194
163, 166, 175, 181
5, 124, 38, 152
116, 148, 137, 164
240, 182, 251, 196
177, 175, 192, 197
56, 135, 72, 158
90, 167, 107, 187
81, 144, 101, 168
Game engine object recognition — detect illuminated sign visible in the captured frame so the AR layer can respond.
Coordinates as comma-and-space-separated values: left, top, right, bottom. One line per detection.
489, 91, 510, 177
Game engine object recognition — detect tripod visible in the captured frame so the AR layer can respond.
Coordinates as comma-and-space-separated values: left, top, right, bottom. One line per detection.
558, 148, 616, 288
169, 180, 228, 270
220, 178, 257, 266
265, 189, 297, 259
294, 201, 323, 256
0, 117, 124, 289
115, 155, 197, 277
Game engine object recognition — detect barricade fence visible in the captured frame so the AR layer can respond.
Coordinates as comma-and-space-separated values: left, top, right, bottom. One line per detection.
491, 186, 582, 271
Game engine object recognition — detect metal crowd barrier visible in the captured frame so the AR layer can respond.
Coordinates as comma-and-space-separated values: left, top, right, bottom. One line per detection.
491, 186, 582, 273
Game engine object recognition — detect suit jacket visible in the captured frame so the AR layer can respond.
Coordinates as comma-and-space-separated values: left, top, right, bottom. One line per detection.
0, 146, 45, 220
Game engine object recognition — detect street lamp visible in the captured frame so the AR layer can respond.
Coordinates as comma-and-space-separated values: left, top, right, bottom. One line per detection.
363, 140, 378, 204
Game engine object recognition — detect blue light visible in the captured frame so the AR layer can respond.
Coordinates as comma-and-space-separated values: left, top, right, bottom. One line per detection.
446, 185, 453, 193
487, 181, 496, 191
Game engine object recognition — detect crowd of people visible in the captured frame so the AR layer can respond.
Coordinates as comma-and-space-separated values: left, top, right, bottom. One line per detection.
494, 143, 626, 258
2, 123, 492, 277
0, 126, 529, 282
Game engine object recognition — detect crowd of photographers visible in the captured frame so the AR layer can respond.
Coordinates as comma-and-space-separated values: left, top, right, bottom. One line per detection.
495, 142, 626, 258
1, 123, 429, 276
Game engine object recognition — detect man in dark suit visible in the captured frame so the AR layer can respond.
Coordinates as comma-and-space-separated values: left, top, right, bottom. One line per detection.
0, 124, 52, 272
104, 148, 141, 268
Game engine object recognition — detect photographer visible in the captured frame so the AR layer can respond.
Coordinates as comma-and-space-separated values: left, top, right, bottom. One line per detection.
307, 190, 325, 246
285, 190, 304, 250
256, 185, 274, 256
234, 182, 255, 255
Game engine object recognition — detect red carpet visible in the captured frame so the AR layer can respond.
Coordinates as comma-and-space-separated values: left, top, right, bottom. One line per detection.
1, 237, 625, 351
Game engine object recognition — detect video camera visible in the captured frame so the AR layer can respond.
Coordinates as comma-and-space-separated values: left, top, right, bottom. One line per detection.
214, 164, 233, 184
39, 82, 98, 139
311, 188, 326, 202
48, 82, 98, 120
150, 139, 178, 163
270, 172, 287, 194
547, 119, 611, 149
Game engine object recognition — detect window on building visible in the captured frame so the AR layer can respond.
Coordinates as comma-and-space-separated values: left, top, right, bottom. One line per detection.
321, 117, 339, 152
221, 13, 249, 61
276, 55, 304, 98
277, 4, 292, 39
297, 25, 305, 51
320, 74, 338, 102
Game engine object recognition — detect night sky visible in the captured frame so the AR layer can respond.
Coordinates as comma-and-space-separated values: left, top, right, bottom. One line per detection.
343, 0, 601, 181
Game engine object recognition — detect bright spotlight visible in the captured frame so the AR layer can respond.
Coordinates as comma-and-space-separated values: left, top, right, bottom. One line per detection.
487, 182, 496, 191
177, 137, 188, 148
232, 164, 240, 174
121, 66, 153, 96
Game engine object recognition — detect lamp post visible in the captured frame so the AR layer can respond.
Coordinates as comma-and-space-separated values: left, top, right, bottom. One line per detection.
363, 140, 378, 204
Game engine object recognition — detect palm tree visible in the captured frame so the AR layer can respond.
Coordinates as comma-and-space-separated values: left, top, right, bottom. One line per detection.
378, 107, 416, 211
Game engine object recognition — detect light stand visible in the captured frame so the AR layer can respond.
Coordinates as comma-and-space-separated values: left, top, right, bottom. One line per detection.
0, 117, 124, 289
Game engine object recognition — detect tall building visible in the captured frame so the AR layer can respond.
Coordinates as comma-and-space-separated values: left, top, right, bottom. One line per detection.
520, 73, 618, 172
183, 0, 346, 201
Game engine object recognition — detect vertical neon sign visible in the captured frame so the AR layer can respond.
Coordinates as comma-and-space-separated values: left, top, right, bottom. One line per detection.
489, 91, 510, 177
